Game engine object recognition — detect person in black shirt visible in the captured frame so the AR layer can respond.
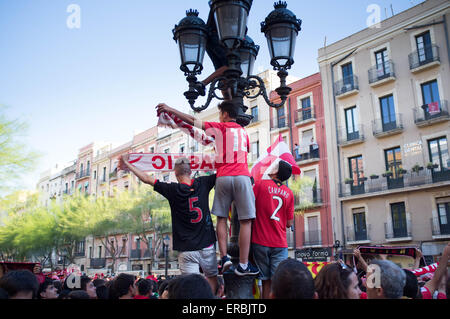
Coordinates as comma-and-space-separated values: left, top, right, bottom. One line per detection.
119, 155, 218, 293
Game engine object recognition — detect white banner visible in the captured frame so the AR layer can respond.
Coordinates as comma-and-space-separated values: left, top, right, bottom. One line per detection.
128, 153, 215, 172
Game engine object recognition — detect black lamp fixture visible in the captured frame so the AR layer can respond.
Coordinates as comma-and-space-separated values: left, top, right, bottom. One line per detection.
173, 0, 302, 126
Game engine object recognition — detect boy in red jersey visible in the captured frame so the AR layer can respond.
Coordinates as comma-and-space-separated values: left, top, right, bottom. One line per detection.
156, 101, 259, 276
251, 160, 294, 299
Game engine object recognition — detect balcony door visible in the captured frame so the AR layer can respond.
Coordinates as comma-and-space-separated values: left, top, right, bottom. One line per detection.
421, 80, 441, 117
428, 137, 449, 170
385, 147, 404, 189
375, 48, 390, 78
306, 215, 320, 245
277, 106, 286, 128
391, 202, 407, 238
345, 106, 359, 141
415, 31, 432, 64
301, 97, 312, 120
353, 210, 367, 241
437, 202, 450, 235
380, 95, 396, 131
342, 62, 353, 86
349, 155, 364, 195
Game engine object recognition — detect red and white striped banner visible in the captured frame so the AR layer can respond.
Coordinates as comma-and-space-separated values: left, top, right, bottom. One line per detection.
411, 263, 438, 277
128, 153, 215, 172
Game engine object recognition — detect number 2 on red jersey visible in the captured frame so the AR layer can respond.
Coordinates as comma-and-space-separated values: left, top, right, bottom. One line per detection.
270, 196, 283, 222
189, 197, 203, 223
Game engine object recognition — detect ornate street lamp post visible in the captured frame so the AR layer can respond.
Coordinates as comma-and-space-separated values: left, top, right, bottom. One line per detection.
172, 0, 302, 298
173, 0, 302, 126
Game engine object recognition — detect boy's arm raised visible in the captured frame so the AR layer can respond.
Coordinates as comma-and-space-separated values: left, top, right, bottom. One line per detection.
119, 154, 156, 186
156, 103, 205, 130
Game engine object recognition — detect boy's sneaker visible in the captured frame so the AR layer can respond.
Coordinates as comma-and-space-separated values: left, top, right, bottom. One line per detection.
234, 262, 260, 276
219, 255, 232, 274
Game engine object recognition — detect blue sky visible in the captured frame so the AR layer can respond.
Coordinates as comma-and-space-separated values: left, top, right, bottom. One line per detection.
0, 0, 425, 193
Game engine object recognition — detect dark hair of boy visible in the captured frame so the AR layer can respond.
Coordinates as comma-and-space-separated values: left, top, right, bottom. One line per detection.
0, 270, 39, 299
277, 160, 292, 182
93, 278, 106, 287
271, 258, 315, 299
110, 273, 135, 299
57, 289, 71, 299
137, 279, 152, 296
95, 285, 109, 299
168, 274, 214, 299
403, 269, 420, 299
217, 101, 237, 119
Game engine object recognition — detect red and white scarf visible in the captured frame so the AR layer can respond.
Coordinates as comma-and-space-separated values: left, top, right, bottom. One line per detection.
157, 111, 214, 146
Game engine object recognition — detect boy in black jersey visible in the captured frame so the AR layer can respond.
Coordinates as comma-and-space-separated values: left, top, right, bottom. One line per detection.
119, 155, 218, 293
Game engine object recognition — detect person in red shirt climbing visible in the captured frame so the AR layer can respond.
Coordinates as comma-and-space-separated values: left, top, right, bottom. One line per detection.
156, 101, 259, 276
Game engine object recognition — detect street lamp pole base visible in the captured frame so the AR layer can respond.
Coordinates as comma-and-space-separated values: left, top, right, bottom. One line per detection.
223, 271, 258, 299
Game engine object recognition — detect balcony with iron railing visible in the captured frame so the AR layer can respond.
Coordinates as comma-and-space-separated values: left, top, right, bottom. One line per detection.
372, 114, 404, 138
338, 167, 450, 198
337, 125, 365, 147
302, 230, 322, 247
368, 60, 396, 87
430, 217, 450, 239
109, 171, 118, 181
76, 170, 91, 180
74, 251, 85, 257
409, 44, 440, 72
346, 225, 371, 244
105, 246, 127, 258
270, 116, 289, 131
294, 107, 315, 124
295, 147, 320, 164
385, 218, 412, 241
130, 249, 142, 260
90, 258, 106, 269
294, 188, 323, 209
414, 100, 449, 127
143, 249, 152, 259
334, 75, 359, 98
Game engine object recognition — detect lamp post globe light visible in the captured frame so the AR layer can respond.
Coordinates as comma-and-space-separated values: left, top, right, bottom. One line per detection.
172, 0, 302, 127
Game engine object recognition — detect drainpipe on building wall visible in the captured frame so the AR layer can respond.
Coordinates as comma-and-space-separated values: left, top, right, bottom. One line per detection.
443, 15, 450, 65
287, 96, 297, 251
330, 48, 358, 251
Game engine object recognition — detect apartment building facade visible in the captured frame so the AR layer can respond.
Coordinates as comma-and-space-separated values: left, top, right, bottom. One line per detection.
318, 0, 450, 264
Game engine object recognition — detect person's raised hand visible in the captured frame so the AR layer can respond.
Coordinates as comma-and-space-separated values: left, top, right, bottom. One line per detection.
415, 248, 423, 259
156, 103, 172, 115
118, 154, 129, 171
354, 248, 361, 259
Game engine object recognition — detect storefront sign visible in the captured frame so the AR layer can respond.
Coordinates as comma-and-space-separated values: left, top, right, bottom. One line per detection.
295, 247, 332, 262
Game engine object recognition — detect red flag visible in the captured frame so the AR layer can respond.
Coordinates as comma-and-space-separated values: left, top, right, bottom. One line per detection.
251, 135, 301, 182
428, 102, 440, 115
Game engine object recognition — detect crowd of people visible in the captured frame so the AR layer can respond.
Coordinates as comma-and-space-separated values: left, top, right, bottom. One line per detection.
0, 242, 449, 299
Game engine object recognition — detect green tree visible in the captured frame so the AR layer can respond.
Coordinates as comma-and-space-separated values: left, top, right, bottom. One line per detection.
289, 175, 315, 215
119, 185, 171, 274
0, 107, 39, 194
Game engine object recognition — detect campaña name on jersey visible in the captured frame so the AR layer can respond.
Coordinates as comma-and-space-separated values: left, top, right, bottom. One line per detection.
267, 186, 290, 199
